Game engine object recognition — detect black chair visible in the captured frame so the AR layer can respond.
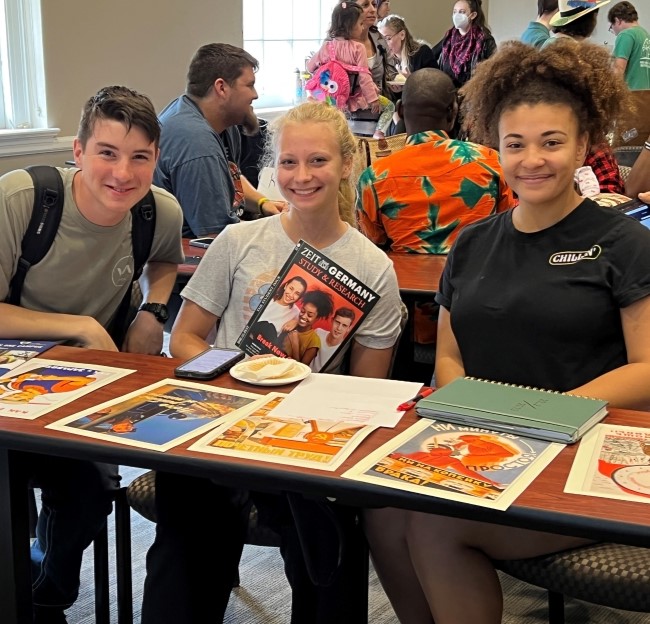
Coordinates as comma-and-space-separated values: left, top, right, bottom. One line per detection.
125, 469, 281, 589
496, 543, 650, 624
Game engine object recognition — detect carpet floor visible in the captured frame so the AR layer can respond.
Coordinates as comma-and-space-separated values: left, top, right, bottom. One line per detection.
61, 467, 650, 623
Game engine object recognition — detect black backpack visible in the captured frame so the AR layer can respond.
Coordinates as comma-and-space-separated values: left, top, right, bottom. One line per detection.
6, 165, 157, 346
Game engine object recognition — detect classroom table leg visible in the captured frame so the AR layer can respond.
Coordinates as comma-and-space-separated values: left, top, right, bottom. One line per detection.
0, 449, 34, 624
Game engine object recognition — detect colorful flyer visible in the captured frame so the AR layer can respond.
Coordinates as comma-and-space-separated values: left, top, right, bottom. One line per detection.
565, 423, 650, 504
0, 339, 60, 376
188, 392, 377, 471
0, 358, 133, 420
46, 379, 262, 451
342, 419, 564, 510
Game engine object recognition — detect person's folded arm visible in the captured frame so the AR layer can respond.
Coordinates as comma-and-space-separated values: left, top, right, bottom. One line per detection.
571, 295, 650, 410
624, 137, 650, 199
169, 298, 220, 361
612, 57, 628, 76
123, 261, 178, 355
241, 175, 286, 216
434, 306, 465, 387
348, 340, 393, 379
0, 303, 118, 351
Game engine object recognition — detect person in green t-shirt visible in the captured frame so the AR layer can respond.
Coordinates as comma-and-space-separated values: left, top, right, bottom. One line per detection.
609, 1, 650, 89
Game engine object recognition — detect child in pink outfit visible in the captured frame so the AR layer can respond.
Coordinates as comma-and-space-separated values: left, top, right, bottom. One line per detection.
307, 2, 394, 138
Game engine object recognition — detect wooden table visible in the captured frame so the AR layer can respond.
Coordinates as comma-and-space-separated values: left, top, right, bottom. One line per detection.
386, 252, 445, 298
1, 346, 650, 623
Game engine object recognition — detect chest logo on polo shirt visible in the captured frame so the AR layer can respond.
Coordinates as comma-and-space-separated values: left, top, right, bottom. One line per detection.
548, 245, 602, 266
112, 255, 133, 287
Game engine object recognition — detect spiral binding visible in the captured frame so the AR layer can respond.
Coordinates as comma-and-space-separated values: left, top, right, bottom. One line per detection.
463, 377, 603, 402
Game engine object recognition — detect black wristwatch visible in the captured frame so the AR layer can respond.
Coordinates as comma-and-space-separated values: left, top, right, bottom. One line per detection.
139, 302, 169, 324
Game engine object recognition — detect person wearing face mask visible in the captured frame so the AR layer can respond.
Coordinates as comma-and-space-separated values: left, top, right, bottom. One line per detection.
431, 0, 496, 88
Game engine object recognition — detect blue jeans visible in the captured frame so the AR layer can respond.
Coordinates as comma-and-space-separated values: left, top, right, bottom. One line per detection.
30, 455, 118, 609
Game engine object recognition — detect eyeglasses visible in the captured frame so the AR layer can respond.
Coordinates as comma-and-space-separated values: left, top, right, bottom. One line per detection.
608, 23, 614, 32
384, 30, 403, 42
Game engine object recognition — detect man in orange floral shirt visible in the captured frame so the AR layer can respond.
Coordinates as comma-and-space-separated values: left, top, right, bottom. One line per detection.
357, 68, 514, 255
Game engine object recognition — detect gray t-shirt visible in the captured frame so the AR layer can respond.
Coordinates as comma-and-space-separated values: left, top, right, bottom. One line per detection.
0, 167, 184, 327
181, 215, 403, 368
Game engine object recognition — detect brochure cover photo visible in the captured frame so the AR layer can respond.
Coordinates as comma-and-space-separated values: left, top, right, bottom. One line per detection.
565, 424, 650, 504
0, 339, 59, 375
236, 240, 379, 372
47, 379, 261, 451
189, 392, 377, 471
342, 419, 564, 510
0, 359, 134, 420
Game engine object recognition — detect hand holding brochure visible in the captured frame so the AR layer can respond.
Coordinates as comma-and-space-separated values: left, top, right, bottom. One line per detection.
236, 240, 379, 372
415, 377, 608, 444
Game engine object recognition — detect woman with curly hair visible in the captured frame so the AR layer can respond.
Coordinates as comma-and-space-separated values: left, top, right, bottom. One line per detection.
363, 39, 650, 624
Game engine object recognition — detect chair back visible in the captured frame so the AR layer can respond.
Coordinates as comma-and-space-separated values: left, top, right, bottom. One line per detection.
355, 133, 407, 170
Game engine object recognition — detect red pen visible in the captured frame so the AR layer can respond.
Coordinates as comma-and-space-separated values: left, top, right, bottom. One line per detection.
397, 387, 434, 411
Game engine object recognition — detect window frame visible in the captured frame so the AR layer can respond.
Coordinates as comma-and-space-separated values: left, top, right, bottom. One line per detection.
244, 0, 338, 110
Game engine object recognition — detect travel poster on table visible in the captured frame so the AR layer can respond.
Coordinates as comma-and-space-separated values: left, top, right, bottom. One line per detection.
0, 339, 60, 375
565, 424, 650, 504
236, 239, 379, 372
342, 419, 564, 510
47, 379, 261, 451
188, 392, 378, 471
0, 359, 134, 420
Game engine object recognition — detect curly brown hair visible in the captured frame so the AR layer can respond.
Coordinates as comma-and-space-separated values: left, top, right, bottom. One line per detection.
459, 39, 633, 150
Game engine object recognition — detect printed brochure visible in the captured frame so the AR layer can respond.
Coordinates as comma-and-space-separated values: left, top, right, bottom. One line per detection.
342, 419, 564, 510
188, 392, 377, 471
46, 379, 261, 452
0, 339, 60, 375
0, 359, 133, 420
564, 423, 650, 504
236, 239, 379, 372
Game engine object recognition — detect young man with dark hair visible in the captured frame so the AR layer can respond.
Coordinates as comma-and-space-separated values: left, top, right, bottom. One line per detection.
0, 85, 184, 623
310, 306, 356, 371
155, 43, 286, 238
521, 0, 559, 47
608, 1, 650, 89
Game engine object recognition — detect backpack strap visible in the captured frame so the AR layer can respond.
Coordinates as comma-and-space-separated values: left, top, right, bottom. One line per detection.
7, 166, 64, 306
106, 190, 157, 346
130, 190, 156, 280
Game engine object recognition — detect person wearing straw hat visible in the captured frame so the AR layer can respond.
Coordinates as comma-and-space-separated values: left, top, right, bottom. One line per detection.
541, 0, 610, 48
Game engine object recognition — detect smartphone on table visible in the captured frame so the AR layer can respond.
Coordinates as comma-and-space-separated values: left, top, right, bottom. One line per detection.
189, 237, 214, 249
174, 347, 245, 380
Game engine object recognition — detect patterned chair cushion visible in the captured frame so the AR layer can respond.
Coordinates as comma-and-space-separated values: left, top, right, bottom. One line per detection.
125, 470, 281, 547
496, 543, 650, 612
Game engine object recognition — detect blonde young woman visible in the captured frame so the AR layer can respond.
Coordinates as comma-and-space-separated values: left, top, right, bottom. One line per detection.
142, 101, 403, 624
378, 14, 437, 91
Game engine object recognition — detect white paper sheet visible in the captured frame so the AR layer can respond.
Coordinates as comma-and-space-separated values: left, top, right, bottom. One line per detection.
267, 373, 423, 428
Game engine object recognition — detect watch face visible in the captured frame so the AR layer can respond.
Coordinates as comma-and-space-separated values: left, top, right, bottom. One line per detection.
141, 303, 169, 323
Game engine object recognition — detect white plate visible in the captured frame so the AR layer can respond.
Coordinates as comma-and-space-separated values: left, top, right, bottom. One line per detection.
229, 360, 311, 386
387, 80, 406, 87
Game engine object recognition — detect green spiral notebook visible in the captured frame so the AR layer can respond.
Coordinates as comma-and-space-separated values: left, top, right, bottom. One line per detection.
415, 377, 608, 444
